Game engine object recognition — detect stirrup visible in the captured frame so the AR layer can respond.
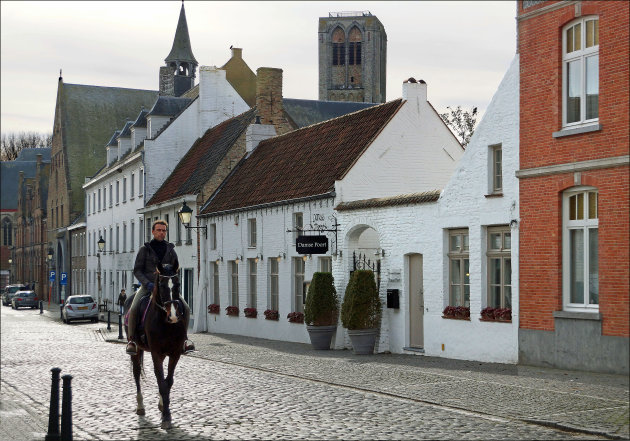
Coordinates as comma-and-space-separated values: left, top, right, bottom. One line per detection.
126, 341, 138, 355
183, 340, 195, 354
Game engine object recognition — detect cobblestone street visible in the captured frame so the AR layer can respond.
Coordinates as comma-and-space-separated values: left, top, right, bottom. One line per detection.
1, 305, 628, 440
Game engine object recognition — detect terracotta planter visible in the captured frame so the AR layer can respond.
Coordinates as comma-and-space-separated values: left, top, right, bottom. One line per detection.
306, 325, 336, 350
347, 328, 378, 355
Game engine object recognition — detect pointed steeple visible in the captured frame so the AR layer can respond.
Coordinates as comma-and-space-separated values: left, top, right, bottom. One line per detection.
165, 2, 197, 65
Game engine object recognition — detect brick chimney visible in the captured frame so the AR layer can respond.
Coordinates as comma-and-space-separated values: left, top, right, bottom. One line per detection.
256, 67, 284, 127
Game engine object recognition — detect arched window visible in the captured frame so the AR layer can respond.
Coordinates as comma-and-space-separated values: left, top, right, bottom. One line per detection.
563, 187, 598, 310
348, 27, 362, 66
331, 28, 345, 66
2, 217, 12, 246
563, 16, 599, 126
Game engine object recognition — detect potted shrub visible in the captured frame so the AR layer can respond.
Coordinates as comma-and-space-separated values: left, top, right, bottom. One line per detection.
341, 270, 382, 355
304, 272, 339, 350
207, 304, 220, 314
225, 306, 239, 316
264, 309, 279, 321
244, 307, 257, 318
287, 312, 304, 323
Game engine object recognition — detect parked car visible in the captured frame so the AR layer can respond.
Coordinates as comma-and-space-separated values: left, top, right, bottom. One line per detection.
3, 284, 29, 306
62, 295, 98, 323
12, 290, 39, 309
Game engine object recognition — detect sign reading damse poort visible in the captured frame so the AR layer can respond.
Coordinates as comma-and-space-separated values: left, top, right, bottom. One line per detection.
296, 235, 329, 254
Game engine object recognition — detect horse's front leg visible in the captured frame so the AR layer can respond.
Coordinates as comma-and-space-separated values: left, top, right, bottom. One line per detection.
150, 352, 170, 428
159, 354, 181, 428
132, 352, 145, 416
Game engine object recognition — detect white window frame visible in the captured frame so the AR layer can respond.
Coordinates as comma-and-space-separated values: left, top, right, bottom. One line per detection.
229, 261, 239, 307
562, 16, 599, 128
293, 257, 305, 313
489, 144, 502, 194
138, 170, 144, 197
486, 225, 512, 309
293, 212, 303, 242
130, 173, 135, 199
210, 223, 217, 250
212, 262, 220, 305
122, 177, 127, 203
248, 218, 257, 248
319, 256, 332, 273
269, 257, 279, 310
130, 220, 135, 252
248, 258, 257, 308
562, 187, 599, 311
448, 229, 470, 307
116, 181, 120, 205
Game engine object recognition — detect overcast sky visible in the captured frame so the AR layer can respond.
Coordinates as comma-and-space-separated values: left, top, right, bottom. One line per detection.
1, 1, 517, 135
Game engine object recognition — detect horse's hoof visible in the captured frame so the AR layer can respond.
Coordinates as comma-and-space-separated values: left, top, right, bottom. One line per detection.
136, 408, 145, 416
161, 420, 172, 430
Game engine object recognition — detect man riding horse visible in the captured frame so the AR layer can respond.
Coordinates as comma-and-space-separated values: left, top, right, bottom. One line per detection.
126, 219, 195, 355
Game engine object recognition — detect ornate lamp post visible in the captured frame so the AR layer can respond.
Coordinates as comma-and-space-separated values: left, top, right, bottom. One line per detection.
8, 258, 13, 284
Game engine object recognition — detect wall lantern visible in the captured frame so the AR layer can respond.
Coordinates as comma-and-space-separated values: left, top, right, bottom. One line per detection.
178, 201, 207, 237
215, 256, 223, 264
255, 253, 263, 263
235, 255, 242, 264
8, 258, 12, 264
278, 252, 286, 261
97, 237, 114, 254
47, 248, 54, 261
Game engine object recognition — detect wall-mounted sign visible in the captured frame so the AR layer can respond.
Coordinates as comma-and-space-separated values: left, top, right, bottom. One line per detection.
296, 235, 329, 254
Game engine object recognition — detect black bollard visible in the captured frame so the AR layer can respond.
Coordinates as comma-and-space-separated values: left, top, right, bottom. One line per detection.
40, 300, 44, 314
107, 310, 111, 331
45, 367, 61, 441
60, 374, 73, 441
60, 303, 63, 321
118, 313, 124, 339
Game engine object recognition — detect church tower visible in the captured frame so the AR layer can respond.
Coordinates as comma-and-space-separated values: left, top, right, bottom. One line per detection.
159, 2, 198, 96
318, 11, 387, 103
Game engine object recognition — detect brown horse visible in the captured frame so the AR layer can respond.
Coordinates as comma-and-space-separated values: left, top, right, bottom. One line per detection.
124, 263, 187, 429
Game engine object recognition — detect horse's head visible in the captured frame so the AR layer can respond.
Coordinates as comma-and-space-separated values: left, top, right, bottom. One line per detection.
154, 263, 183, 324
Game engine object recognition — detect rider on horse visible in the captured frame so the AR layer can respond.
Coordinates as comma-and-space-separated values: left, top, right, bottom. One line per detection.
126, 219, 195, 355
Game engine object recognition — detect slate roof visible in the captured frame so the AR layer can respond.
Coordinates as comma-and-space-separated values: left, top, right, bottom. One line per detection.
57, 82, 157, 214
335, 190, 442, 211
165, 3, 197, 65
118, 121, 134, 138
0, 148, 51, 210
132, 109, 149, 128
283, 99, 377, 128
106, 131, 121, 147
147, 96, 193, 117
147, 107, 258, 206
199, 99, 404, 215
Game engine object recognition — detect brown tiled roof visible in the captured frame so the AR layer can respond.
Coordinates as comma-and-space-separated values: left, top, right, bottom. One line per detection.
147, 107, 257, 206
200, 99, 404, 215
335, 190, 442, 211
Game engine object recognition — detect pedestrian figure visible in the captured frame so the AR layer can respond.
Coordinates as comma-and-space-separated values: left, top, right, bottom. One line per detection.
117, 289, 127, 315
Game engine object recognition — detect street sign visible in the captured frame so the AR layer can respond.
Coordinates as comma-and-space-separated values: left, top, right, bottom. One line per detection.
296, 235, 329, 254
49, 271, 56, 282
60, 272, 68, 286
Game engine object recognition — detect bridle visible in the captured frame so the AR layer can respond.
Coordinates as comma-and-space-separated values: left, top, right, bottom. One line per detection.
152, 272, 182, 318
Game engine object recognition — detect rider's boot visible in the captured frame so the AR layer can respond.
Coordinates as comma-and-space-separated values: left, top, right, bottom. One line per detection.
183, 338, 195, 354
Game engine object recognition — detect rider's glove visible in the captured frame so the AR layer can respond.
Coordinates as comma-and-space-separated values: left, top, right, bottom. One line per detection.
146, 282, 154, 292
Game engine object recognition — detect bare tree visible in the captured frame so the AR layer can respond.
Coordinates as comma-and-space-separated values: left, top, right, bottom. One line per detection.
440, 106, 478, 147
0, 132, 52, 161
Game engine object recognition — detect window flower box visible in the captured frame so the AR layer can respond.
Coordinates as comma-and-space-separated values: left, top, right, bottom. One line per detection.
225, 306, 239, 317
480, 307, 512, 322
442, 306, 470, 320
244, 307, 257, 318
207, 303, 220, 314
264, 309, 279, 321
287, 311, 304, 324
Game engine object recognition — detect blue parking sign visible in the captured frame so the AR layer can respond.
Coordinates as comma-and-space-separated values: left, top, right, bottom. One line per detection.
60, 272, 68, 286
50, 271, 56, 282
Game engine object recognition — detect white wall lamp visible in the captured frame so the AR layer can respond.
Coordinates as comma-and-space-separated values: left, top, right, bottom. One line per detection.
215, 256, 223, 264
332, 250, 343, 260
235, 255, 242, 264
255, 253, 263, 263
375, 248, 385, 259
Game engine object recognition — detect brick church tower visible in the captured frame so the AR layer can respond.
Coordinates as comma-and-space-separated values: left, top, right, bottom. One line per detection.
318, 11, 387, 103
159, 1, 198, 97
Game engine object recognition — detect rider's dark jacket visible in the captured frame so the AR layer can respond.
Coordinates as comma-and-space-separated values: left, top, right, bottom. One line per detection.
133, 241, 180, 292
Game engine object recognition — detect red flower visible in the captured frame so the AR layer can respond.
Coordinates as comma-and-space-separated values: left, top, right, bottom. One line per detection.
287, 311, 304, 323
264, 309, 279, 321
225, 306, 239, 316
208, 304, 220, 314
244, 307, 257, 318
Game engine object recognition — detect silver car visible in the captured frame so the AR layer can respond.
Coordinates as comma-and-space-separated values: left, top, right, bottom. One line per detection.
11, 290, 39, 309
3, 284, 29, 306
62, 295, 98, 323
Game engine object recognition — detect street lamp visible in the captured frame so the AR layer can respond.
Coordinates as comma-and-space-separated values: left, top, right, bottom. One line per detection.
178, 201, 207, 236
47, 248, 53, 304
8, 258, 12, 284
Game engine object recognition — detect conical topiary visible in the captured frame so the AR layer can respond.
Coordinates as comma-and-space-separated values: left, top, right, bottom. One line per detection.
304, 272, 339, 326
341, 270, 381, 330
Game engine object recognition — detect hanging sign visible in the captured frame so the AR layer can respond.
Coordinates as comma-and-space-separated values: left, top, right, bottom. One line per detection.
296, 235, 329, 254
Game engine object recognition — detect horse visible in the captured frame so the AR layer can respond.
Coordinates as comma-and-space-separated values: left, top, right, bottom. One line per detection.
123, 263, 187, 429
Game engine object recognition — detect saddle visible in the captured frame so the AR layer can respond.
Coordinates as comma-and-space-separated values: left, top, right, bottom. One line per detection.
126, 296, 185, 345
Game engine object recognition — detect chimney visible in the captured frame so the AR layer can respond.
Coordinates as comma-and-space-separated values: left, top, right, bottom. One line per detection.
256, 67, 284, 127
402, 77, 427, 103
246, 116, 276, 153
231, 47, 243, 59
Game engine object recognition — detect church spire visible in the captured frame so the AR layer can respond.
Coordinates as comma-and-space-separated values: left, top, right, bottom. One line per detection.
165, 1, 197, 65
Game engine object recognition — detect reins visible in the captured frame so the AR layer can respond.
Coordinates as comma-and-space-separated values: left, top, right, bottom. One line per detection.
151, 273, 178, 315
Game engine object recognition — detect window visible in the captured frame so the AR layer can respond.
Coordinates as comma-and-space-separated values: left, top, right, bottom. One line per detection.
139, 219, 144, 247
348, 27, 362, 66
103, 186, 106, 211
92, 193, 96, 214
116, 225, 120, 253
109, 227, 113, 253
212, 262, 220, 305
185, 216, 192, 244
2, 218, 12, 246
293, 212, 303, 242
248, 218, 257, 248
229, 261, 239, 307
210, 223, 217, 250
165, 214, 169, 242
122, 177, 127, 203
116, 181, 120, 205
448, 229, 470, 307
98, 189, 101, 211
109, 184, 113, 207
489, 144, 502, 194
563, 17, 599, 126
487, 226, 511, 309
319, 256, 332, 273
293, 257, 305, 313
332, 28, 345, 66
269, 257, 279, 310
138, 170, 144, 196
248, 258, 257, 308
176, 214, 182, 244
183, 269, 193, 314
563, 188, 598, 310
122, 223, 127, 253
130, 173, 135, 198
130, 221, 134, 252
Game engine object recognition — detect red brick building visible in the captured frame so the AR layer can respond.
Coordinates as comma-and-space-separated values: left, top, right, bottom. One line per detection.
516, 1, 629, 373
